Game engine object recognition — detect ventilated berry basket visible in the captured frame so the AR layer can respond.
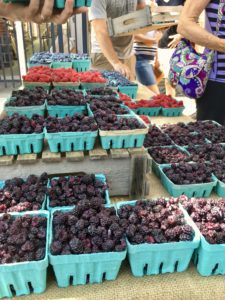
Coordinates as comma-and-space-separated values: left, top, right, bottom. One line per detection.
52, 82, 80, 90
136, 107, 162, 117
51, 62, 73, 69
5, 0, 92, 6
44, 128, 98, 152
49, 206, 127, 287
149, 146, 190, 178
81, 82, 107, 90
23, 82, 51, 92
87, 104, 135, 118
99, 115, 148, 150
180, 204, 225, 276
161, 106, 185, 117
116, 201, 200, 277
72, 59, 91, 72
0, 132, 44, 156
47, 103, 86, 118
28, 62, 52, 69
118, 85, 138, 99
54, 0, 85, 8
4, 98, 46, 118
159, 164, 217, 198
212, 174, 225, 197
0, 178, 47, 210
0, 210, 49, 299
46, 173, 111, 211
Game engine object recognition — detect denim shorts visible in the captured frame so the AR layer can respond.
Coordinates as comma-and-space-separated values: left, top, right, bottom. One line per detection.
135, 57, 156, 86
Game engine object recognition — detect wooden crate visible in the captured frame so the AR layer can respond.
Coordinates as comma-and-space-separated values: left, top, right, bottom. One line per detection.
107, 6, 182, 37
0, 145, 152, 199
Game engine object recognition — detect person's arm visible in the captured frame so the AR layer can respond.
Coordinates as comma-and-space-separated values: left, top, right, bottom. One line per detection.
135, 34, 156, 47
91, 19, 131, 78
0, 0, 86, 24
135, 31, 161, 47
177, 0, 225, 52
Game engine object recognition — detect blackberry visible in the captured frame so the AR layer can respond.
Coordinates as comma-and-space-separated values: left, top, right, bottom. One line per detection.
102, 240, 115, 251
179, 233, 193, 241
69, 238, 83, 254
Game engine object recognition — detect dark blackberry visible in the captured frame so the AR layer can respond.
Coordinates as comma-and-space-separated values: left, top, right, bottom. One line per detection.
69, 238, 83, 254
102, 240, 115, 252
179, 233, 193, 241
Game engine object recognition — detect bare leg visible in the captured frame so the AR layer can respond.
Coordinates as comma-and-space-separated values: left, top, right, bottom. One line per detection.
165, 79, 176, 97
147, 84, 160, 95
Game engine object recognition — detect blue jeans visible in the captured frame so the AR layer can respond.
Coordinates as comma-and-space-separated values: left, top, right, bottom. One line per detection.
135, 57, 156, 86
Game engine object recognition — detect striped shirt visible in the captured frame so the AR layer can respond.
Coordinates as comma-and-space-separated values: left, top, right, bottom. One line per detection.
134, 32, 157, 62
206, 0, 225, 82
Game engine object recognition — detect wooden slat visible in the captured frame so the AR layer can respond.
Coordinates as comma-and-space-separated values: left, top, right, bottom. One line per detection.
110, 149, 130, 159
0, 155, 14, 166
144, 173, 151, 196
128, 147, 147, 156
66, 151, 84, 162
152, 6, 182, 13
42, 150, 62, 163
146, 153, 153, 174
89, 148, 108, 160
129, 154, 148, 199
115, 22, 177, 37
17, 154, 37, 164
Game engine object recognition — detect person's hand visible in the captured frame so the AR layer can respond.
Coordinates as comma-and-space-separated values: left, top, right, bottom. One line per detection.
113, 62, 131, 80
1, 0, 87, 24
168, 34, 182, 48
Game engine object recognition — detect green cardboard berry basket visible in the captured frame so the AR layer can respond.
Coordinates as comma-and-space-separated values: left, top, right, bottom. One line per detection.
118, 85, 138, 99
87, 103, 135, 118
44, 128, 98, 152
116, 200, 200, 277
54, 0, 85, 8
23, 82, 51, 92
51, 62, 73, 69
52, 82, 80, 90
4, 98, 46, 118
49, 206, 127, 287
72, 59, 91, 72
181, 203, 225, 276
0, 132, 44, 156
136, 106, 161, 117
0, 210, 50, 299
212, 174, 225, 197
99, 115, 148, 150
46, 173, 110, 211
81, 82, 107, 90
3, 0, 92, 6
47, 103, 86, 117
0, 178, 48, 211
161, 106, 185, 117
159, 163, 217, 198
28, 63, 52, 69
148, 145, 191, 177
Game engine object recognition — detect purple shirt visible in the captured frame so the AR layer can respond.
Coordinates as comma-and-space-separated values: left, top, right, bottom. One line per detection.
206, 0, 225, 82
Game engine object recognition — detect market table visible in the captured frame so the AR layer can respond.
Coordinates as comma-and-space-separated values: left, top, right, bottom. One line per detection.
14, 94, 224, 300
15, 165, 223, 300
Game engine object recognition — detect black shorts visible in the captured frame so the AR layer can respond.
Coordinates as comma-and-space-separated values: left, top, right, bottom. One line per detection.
196, 80, 225, 125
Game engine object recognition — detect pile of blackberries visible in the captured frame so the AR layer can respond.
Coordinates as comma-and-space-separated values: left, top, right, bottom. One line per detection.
48, 174, 108, 208
0, 214, 47, 264
0, 173, 48, 213
117, 198, 194, 244
50, 201, 126, 255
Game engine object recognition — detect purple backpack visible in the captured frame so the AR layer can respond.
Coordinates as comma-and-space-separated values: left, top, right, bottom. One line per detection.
169, 2, 225, 99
